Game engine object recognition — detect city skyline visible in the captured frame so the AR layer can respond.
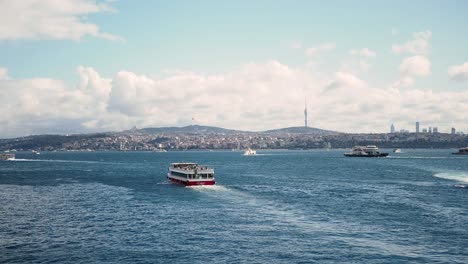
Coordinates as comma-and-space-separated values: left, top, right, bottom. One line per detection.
389, 121, 461, 134
1, 1, 468, 138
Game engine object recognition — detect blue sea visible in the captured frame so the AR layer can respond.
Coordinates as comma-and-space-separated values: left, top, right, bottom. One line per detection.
0, 149, 467, 263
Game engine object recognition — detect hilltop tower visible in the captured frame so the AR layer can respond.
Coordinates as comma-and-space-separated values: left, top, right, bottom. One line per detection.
304, 97, 308, 128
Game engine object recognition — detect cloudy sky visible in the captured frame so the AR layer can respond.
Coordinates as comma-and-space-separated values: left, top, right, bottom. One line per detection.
1, 0, 468, 138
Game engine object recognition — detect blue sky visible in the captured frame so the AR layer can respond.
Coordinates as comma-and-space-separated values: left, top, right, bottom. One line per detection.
1, 0, 468, 137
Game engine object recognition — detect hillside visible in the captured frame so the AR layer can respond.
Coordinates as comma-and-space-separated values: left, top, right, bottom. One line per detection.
137, 125, 248, 135
263, 126, 340, 135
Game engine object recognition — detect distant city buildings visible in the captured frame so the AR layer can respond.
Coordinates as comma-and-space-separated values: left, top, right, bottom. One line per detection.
388, 121, 458, 134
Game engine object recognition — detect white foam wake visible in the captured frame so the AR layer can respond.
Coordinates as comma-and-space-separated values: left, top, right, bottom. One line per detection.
9, 158, 108, 164
434, 171, 468, 183
189, 185, 230, 192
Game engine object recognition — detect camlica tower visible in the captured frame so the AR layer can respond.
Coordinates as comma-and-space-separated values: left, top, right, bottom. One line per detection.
304, 97, 308, 128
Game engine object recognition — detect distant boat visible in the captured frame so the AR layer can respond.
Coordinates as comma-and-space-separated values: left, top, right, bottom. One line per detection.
243, 148, 257, 156
0, 153, 15, 161
153, 148, 167, 152
32, 150, 40, 155
452, 147, 468, 155
344, 145, 389, 157
393, 148, 401, 153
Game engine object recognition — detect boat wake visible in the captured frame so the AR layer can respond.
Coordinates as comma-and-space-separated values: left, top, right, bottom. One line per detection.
387, 156, 454, 159
10, 158, 111, 164
433, 171, 468, 183
189, 185, 230, 192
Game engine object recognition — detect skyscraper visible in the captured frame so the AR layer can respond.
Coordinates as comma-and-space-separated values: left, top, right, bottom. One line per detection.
304, 98, 308, 128
416, 122, 420, 133
390, 123, 395, 133
433, 127, 438, 133
451, 127, 456, 135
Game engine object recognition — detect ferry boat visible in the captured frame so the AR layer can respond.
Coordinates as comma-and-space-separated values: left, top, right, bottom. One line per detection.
167, 163, 215, 186
452, 147, 468, 155
243, 148, 257, 156
344, 145, 389, 157
0, 153, 15, 160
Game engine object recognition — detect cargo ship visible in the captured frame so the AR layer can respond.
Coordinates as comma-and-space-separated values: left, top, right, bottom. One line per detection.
167, 162, 215, 186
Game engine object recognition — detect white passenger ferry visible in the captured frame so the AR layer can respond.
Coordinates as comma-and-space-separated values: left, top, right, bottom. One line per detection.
167, 163, 215, 186
344, 145, 389, 157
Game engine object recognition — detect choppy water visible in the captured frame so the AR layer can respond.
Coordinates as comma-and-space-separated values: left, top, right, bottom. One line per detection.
0, 149, 467, 263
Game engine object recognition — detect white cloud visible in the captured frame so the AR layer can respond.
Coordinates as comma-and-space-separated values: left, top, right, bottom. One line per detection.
399, 55, 431, 76
448, 62, 468, 82
393, 55, 431, 88
0, 67, 9, 80
342, 48, 377, 74
393, 76, 414, 88
305, 43, 336, 57
287, 40, 302, 49
323, 72, 367, 94
0, 0, 122, 41
349, 48, 376, 58
1, 61, 468, 137
392, 31, 432, 55
392, 31, 432, 88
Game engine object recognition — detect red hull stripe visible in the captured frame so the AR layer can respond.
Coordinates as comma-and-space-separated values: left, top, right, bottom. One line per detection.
167, 177, 215, 186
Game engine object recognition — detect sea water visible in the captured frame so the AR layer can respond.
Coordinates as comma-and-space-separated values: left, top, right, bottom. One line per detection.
0, 149, 467, 263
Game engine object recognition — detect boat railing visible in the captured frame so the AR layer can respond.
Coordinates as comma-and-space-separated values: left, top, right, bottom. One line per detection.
170, 165, 214, 172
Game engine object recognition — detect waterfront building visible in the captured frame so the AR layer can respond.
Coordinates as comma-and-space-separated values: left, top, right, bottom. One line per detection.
433, 127, 438, 133
416, 122, 420, 133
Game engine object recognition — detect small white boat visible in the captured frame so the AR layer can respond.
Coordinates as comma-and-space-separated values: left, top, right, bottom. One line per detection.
153, 148, 167, 152
243, 148, 257, 156
393, 148, 401, 153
